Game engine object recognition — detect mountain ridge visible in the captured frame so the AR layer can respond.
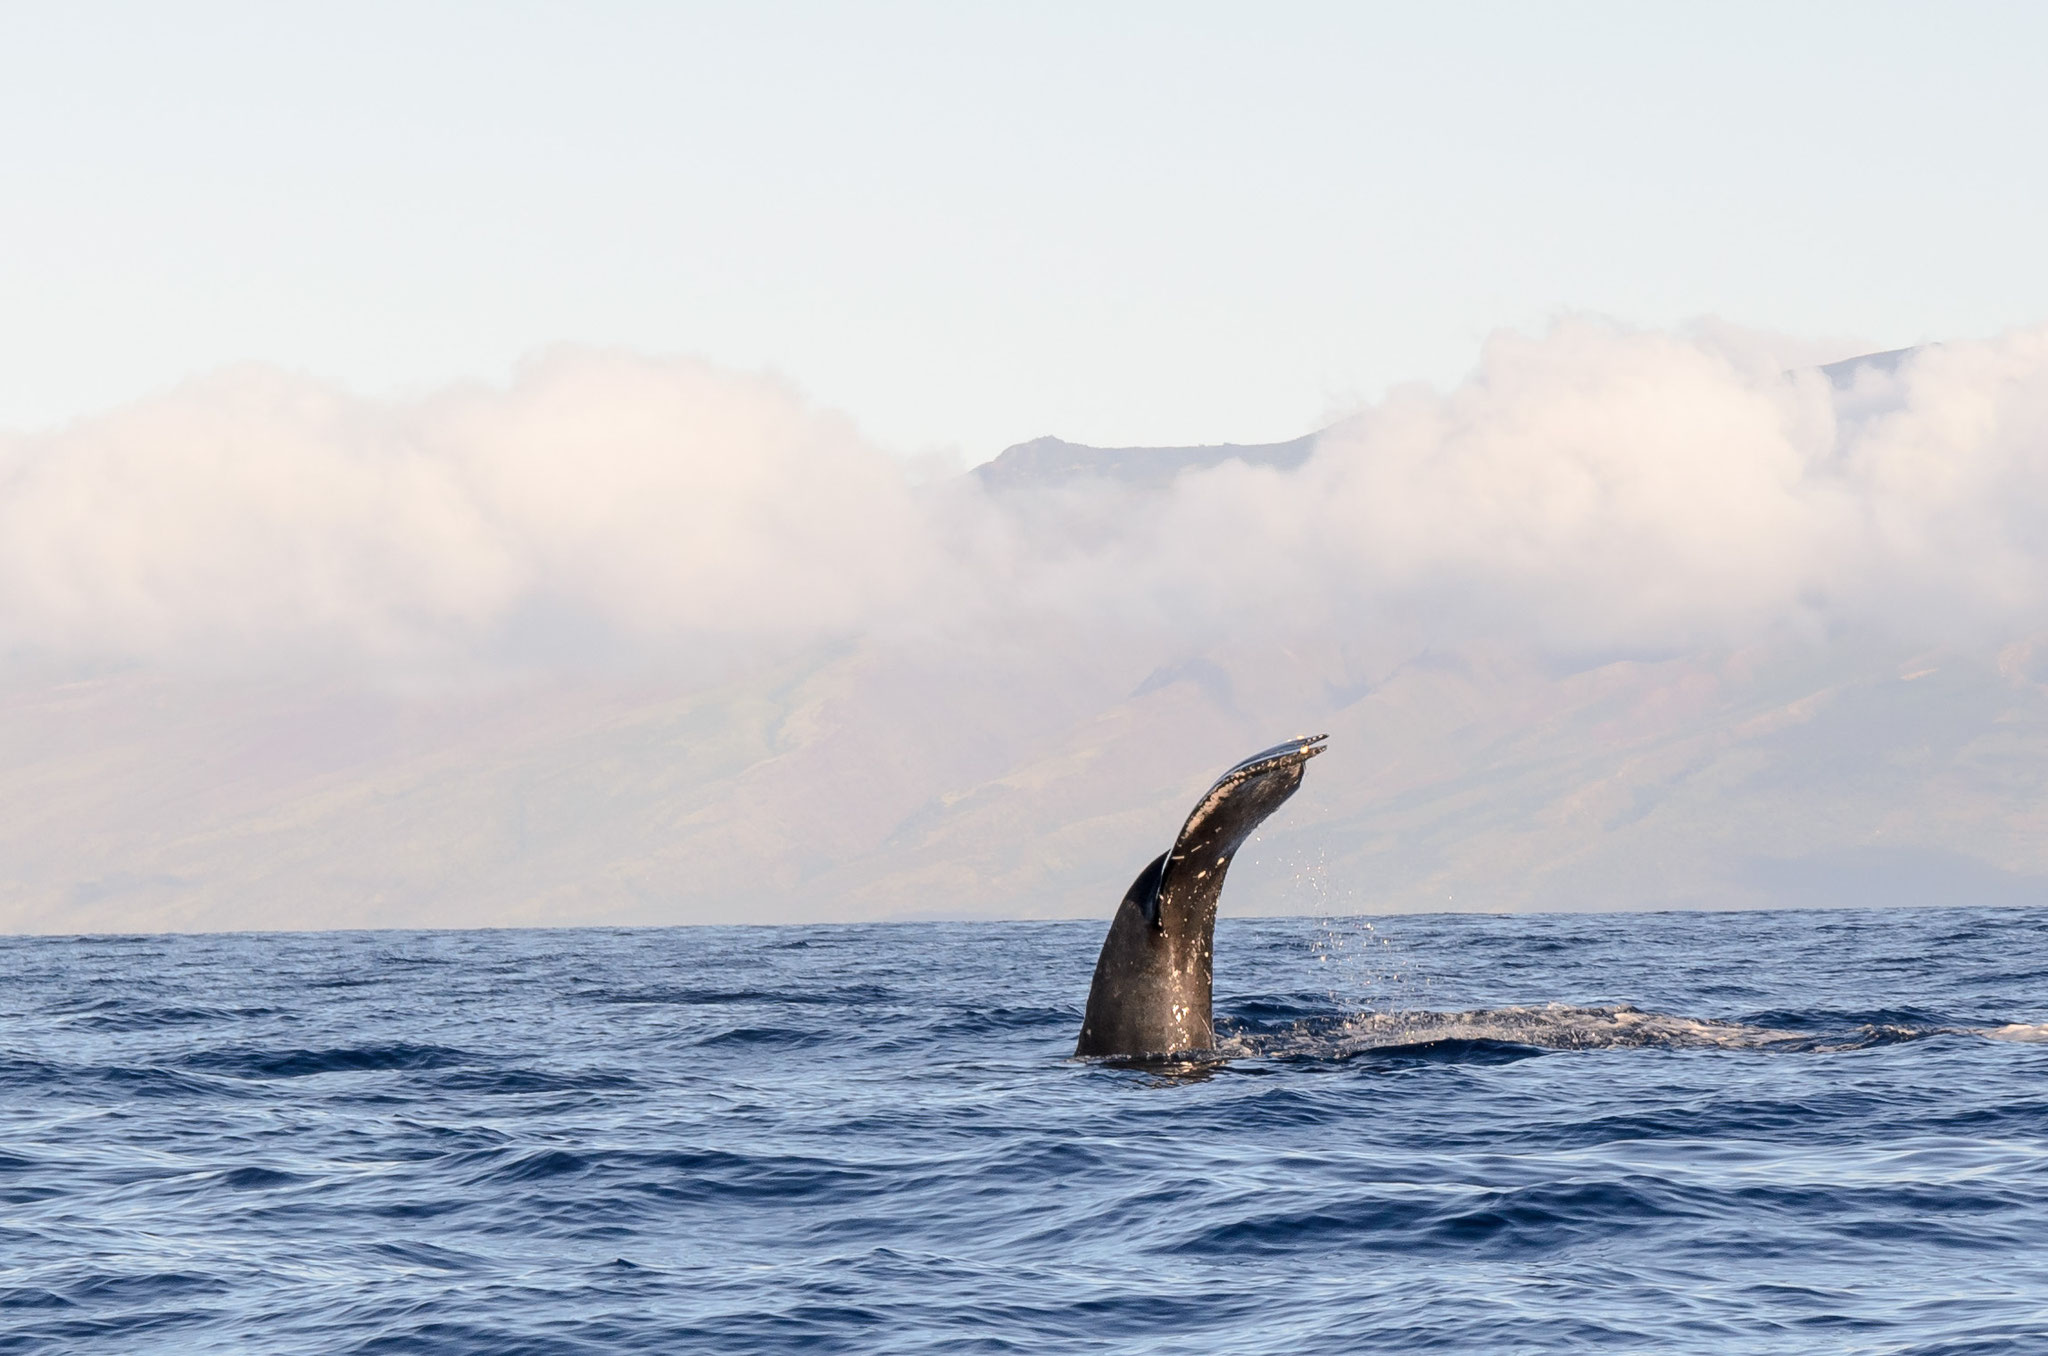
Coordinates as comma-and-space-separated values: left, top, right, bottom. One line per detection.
973, 347, 1918, 491
973, 431, 1319, 491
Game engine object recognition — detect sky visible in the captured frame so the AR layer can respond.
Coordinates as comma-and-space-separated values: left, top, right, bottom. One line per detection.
4, 1, 2047, 459
7, 3, 2048, 932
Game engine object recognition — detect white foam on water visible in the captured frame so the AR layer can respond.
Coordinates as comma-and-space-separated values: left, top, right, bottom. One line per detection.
1219, 1003, 1811, 1059
1981, 1023, 2048, 1043
1217, 1004, 2048, 1059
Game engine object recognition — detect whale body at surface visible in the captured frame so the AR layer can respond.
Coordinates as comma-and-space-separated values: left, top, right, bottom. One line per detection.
1075, 735, 1326, 1058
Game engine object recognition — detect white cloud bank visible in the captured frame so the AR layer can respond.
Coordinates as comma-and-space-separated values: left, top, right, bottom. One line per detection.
1130, 322, 2048, 660
0, 351, 932, 676
9, 320, 2048, 681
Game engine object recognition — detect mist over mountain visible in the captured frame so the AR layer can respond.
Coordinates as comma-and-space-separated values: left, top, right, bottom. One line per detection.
4, 324, 2046, 933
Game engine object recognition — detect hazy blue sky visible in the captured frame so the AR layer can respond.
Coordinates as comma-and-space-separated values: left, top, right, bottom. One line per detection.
5, 1, 2045, 458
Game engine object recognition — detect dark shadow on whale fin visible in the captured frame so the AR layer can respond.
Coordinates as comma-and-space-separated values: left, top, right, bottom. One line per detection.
1128, 851, 1168, 929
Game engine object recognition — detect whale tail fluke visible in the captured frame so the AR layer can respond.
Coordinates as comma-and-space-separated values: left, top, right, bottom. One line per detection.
1160, 734, 1326, 912
1076, 734, 1327, 1058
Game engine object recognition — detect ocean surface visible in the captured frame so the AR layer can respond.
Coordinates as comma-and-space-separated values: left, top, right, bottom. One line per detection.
5, 907, 2048, 1354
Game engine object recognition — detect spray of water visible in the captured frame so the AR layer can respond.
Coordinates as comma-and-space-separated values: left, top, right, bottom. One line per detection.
1285, 844, 1437, 1017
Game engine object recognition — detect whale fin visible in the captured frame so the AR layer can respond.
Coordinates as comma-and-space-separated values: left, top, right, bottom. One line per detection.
1155, 734, 1326, 920
1076, 734, 1327, 1057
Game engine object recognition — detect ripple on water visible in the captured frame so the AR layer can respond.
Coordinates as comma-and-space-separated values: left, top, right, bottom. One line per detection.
2, 908, 2048, 1354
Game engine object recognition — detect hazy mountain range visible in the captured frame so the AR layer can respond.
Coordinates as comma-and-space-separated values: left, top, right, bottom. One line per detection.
5, 336, 2045, 934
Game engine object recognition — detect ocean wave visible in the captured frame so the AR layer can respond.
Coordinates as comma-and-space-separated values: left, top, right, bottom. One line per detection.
52, 1003, 283, 1032
180, 1043, 475, 1079
8, 910, 2048, 1354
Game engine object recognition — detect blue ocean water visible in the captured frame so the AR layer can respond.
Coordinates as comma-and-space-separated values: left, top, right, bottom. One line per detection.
5, 908, 2048, 1354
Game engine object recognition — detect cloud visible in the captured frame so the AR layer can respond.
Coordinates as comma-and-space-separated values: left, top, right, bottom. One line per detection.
0, 349, 930, 677
3, 321, 2047, 685
1088, 319, 2048, 657
1178, 321, 1854, 650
